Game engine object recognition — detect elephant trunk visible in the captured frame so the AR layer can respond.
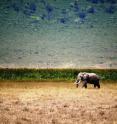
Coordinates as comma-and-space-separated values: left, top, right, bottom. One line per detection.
74, 79, 81, 88
76, 83, 79, 88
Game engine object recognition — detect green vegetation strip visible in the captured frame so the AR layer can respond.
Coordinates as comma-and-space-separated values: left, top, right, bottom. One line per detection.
0, 68, 117, 81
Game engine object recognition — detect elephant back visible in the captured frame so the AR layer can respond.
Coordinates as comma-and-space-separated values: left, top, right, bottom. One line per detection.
88, 73, 100, 82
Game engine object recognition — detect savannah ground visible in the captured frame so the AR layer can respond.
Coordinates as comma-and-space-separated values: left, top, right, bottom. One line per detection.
0, 81, 117, 124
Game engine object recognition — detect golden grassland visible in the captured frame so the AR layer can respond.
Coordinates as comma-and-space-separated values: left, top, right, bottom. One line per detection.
0, 81, 117, 124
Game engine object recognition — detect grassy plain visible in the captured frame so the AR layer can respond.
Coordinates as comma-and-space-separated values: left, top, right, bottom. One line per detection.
0, 81, 117, 124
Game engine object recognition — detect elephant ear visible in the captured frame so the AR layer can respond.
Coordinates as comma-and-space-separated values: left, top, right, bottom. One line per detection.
83, 74, 89, 80
78, 74, 83, 81
80, 76, 83, 80
86, 74, 90, 81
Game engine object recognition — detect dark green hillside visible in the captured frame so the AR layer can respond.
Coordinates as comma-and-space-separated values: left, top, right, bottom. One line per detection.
0, 68, 117, 81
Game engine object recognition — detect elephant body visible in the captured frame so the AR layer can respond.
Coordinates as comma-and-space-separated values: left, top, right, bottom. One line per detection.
75, 72, 100, 88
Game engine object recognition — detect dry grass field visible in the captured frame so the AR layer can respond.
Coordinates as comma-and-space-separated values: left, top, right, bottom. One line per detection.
0, 81, 117, 124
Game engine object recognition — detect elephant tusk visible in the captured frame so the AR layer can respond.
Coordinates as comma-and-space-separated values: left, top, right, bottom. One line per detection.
78, 80, 81, 84
74, 80, 81, 85
74, 82, 78, 84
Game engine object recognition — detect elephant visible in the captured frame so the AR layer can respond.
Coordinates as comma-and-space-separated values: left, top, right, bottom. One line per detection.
74, 72, 100, 88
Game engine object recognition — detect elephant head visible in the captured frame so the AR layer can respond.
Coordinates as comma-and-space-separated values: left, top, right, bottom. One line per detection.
74, 72, 88, 88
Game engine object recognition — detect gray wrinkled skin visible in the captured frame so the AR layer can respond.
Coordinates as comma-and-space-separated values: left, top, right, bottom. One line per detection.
74, 72, 100, 88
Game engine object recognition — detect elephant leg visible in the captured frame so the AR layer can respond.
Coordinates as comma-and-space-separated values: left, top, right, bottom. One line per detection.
82, 81, 87, 88
97, 79, 100, 88
94, 83, 100, 88
94, 84, 96, 88
76, 83, 79, 88
97, 83, 100, 88
84, 84, 87, 88
96, 80, 100, 88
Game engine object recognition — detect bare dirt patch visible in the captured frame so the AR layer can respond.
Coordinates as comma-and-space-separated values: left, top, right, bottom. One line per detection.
0, 81, 117, 124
